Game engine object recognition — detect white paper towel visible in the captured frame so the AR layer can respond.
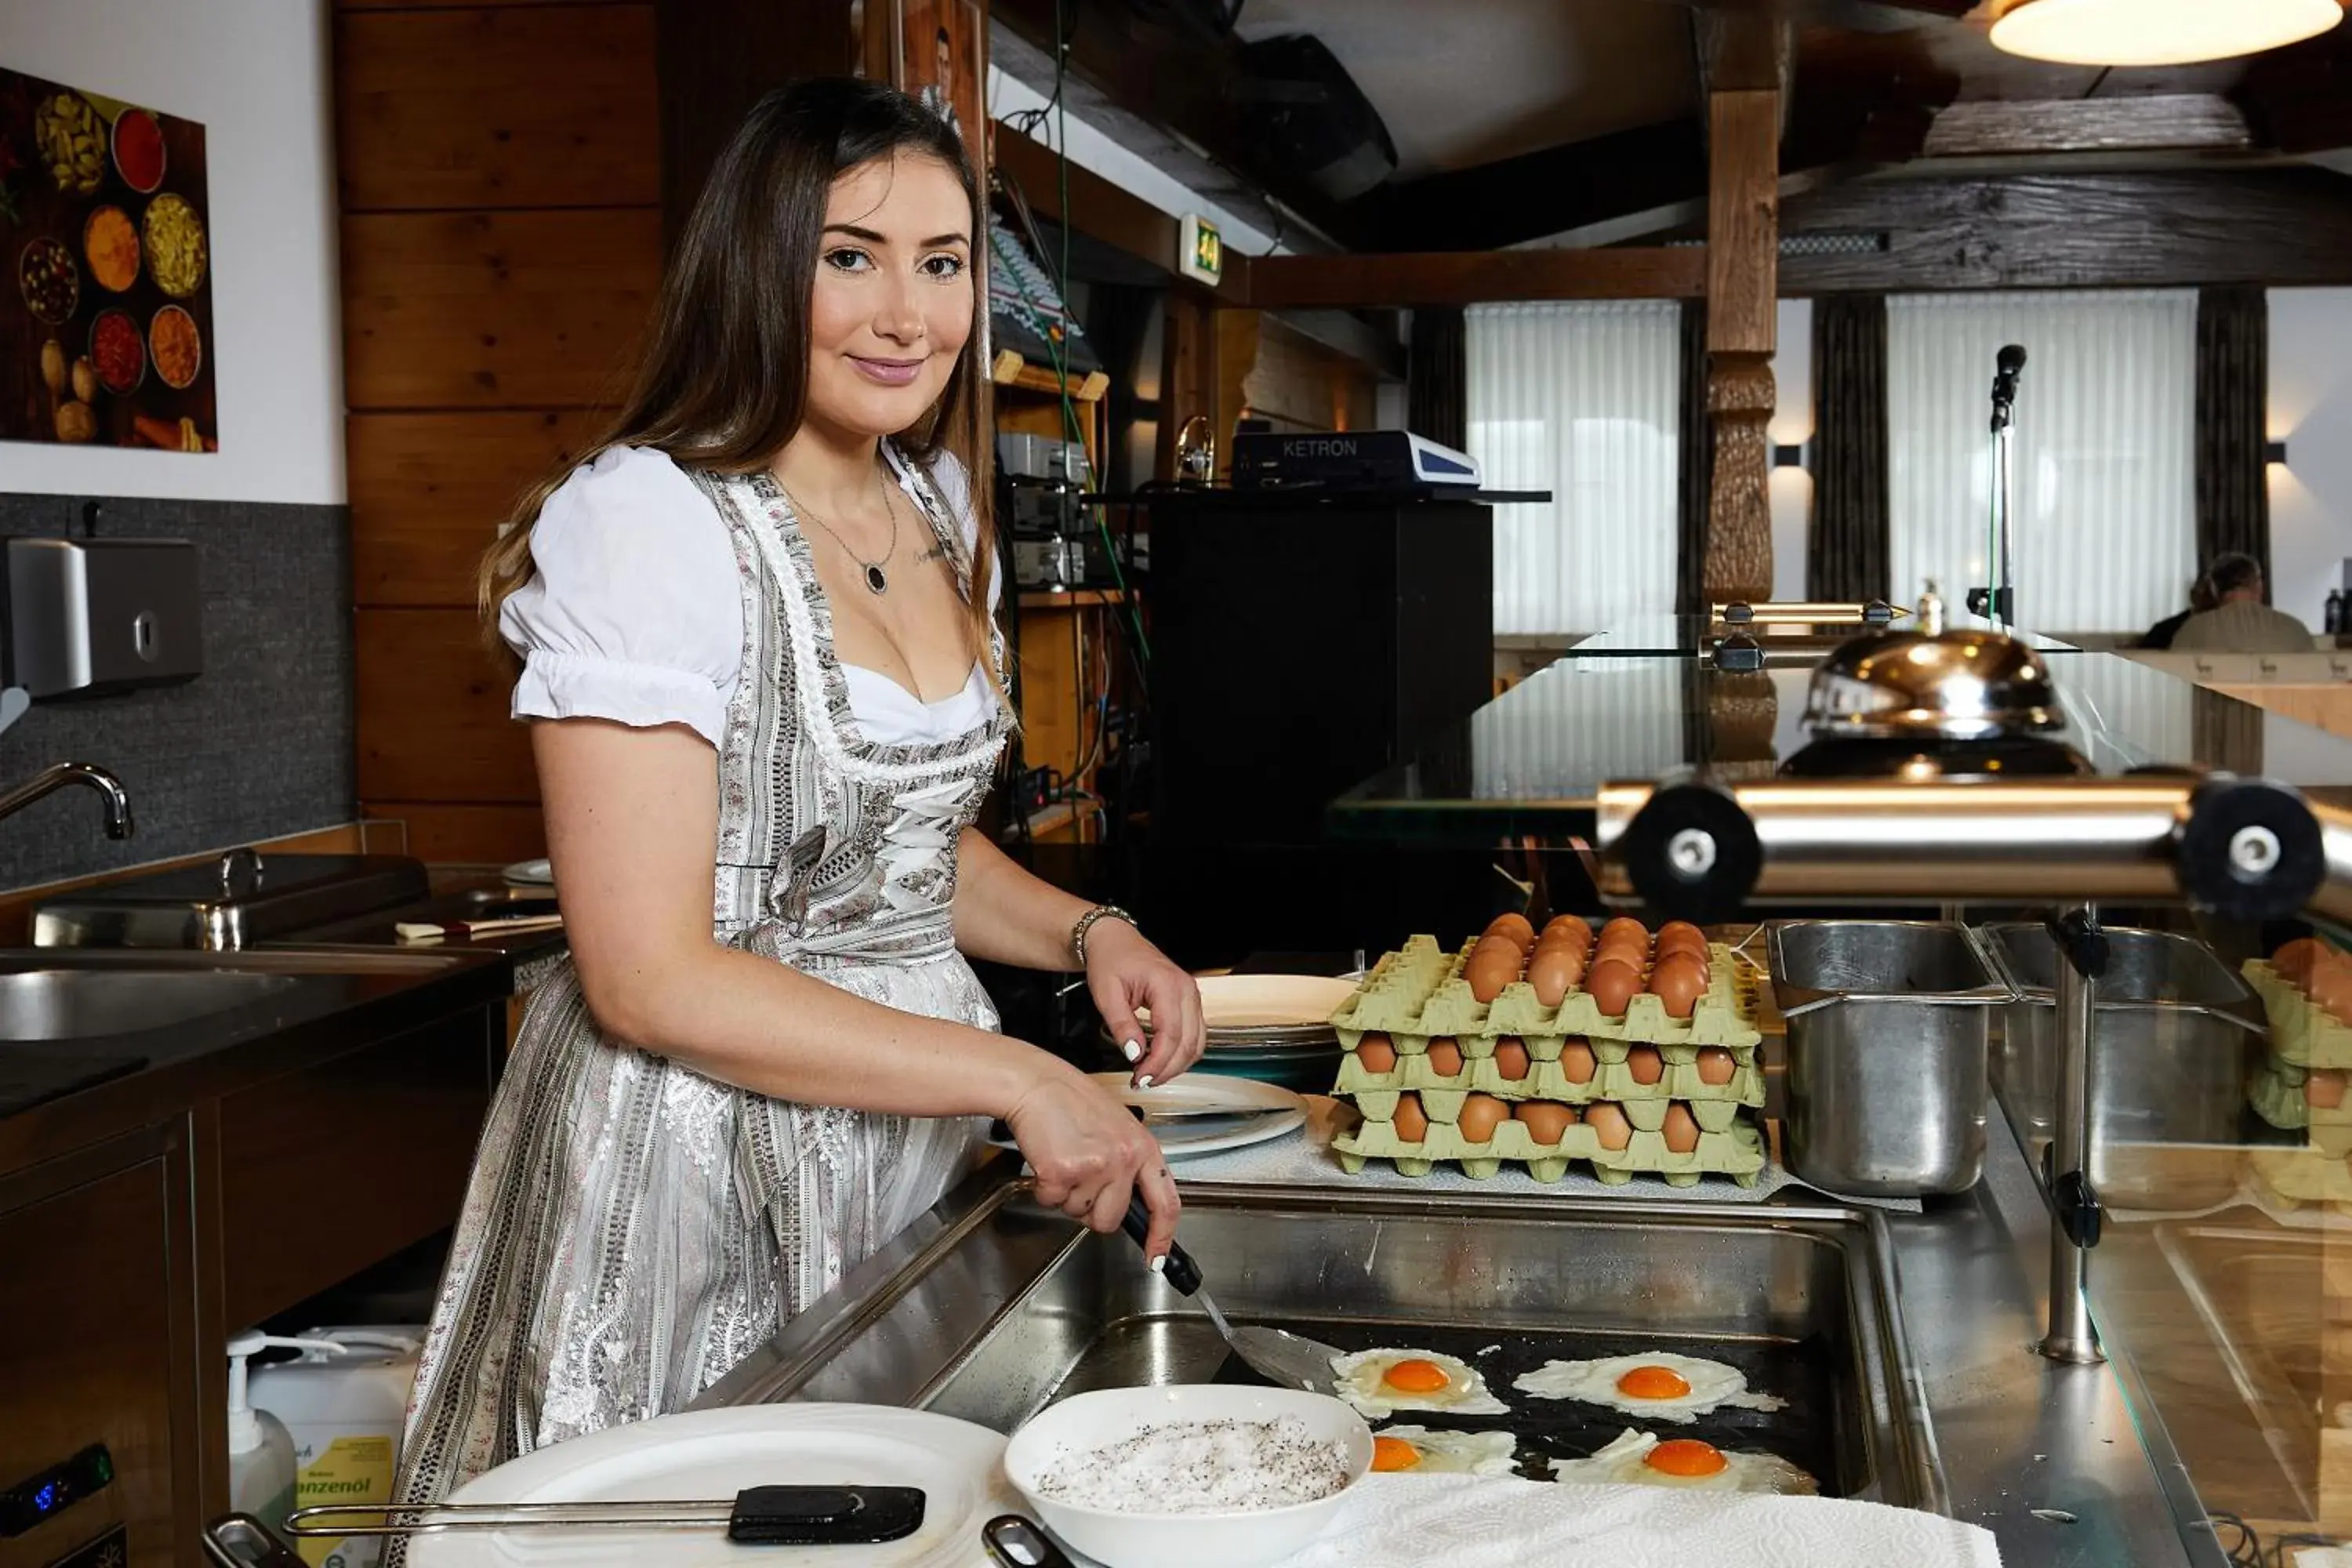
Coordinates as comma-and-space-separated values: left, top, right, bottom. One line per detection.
1269, 1473, 2002, 1568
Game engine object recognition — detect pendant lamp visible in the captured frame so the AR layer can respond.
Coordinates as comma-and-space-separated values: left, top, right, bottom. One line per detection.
1988, 0, 2343, 66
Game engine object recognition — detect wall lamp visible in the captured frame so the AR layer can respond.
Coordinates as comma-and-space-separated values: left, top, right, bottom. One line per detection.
2267, 440, 2290, 467
1773, 444, 1808, 470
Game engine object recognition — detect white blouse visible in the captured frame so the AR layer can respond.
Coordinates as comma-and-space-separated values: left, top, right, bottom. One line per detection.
501, 445, 1000, 748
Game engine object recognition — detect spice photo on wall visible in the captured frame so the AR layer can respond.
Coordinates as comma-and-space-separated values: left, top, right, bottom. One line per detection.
0, 66, 216, 452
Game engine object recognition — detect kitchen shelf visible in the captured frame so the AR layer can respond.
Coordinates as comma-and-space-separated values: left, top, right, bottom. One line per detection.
990, 351, 1108, 401
1016, 589, 1131, 611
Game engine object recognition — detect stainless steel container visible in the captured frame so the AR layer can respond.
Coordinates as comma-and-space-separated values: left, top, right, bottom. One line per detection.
1770, 920, 2013, 1198
1983, 923, 2263, 1211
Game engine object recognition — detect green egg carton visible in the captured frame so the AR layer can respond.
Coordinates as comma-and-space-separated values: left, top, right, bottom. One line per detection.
2249, 1145, 2352, 1210
1332, 1115, 1766, 1189
1345, 1091, 1748, 1138
2243, 963, 2352, 1069
1333, 1049, 1765, 1106
1330, 937, 1764, 1052
2248, 1056, 2352, 1156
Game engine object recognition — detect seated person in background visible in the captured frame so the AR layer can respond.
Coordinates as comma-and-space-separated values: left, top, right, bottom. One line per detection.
2140, 569, 2216, 650
2169, 553, 2317, 654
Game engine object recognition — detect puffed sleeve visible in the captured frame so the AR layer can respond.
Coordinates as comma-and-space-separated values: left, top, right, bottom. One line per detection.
915, 448, 1004, 613
499, 446, 743, 748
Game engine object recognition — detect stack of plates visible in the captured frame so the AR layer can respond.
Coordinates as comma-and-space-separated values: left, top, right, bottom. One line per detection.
1189, 974, 1357, 1091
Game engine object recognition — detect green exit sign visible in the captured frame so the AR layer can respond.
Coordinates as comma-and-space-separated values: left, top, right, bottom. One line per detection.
1179, 213, 1223, 286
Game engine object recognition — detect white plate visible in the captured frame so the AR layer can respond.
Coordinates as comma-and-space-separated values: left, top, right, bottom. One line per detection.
993, 1075, 1306, 1160
501, 858, 555, 887
407, 1405, 1019, 1568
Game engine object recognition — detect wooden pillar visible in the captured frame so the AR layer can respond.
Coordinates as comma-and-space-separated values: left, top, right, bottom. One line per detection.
1704, 86, 1780, 604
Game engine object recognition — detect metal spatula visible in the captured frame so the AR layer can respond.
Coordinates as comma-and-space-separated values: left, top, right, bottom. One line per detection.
1120, 1199, 1343, 1395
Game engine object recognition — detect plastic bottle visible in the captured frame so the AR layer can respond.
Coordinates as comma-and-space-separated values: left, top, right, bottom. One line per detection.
227, 1332, 302, 1541
248, 1327, 425, 1568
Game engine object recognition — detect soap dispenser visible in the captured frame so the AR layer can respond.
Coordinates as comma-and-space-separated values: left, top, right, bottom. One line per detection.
227, 1332, 301, 1539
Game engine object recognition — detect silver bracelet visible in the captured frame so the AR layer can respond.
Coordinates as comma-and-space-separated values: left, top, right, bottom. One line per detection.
1070, 904, 1138, 968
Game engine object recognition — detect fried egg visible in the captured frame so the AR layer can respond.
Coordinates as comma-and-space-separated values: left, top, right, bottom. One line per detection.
1512, 1352, 1784, 1424
1330, 1348, 1509, 1418
1370, 1425, 1519, 1476
1549, 1428, 1816, 1494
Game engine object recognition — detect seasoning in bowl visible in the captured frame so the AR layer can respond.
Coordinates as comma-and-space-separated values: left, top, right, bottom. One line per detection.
113, 107, 167, 194
85, 206, 141, 293
150, 305, 201, 390
1032, 1417, 1352, 1514
91, 310, 145, 394
143, 194, 209, 298
19, 238, 79, 324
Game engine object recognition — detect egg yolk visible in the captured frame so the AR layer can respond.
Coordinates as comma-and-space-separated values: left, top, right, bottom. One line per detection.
1381, 1359, 1454, 1393
1616, 1365, 1693, 1401
1643, 1439, 1730, 1478
1370, 1436, 1423, 1472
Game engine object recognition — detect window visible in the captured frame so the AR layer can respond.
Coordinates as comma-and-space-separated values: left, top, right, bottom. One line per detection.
1467, 302, 1682, 636
1886, 290, 2195, 633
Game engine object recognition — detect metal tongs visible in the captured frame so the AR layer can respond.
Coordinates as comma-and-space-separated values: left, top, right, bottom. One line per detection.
284, 1485, 925, 1545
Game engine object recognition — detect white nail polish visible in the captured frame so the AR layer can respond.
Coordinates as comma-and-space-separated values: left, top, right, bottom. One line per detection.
1148, 1254, 1167, 1273
1121, 1038, 1143, 1063
1137, 1074, 1154, 1091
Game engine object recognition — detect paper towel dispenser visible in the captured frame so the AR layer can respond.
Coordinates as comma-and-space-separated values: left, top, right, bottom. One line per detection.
4, 537, 202, 699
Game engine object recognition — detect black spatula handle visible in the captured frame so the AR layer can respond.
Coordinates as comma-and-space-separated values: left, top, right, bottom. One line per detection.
1122, 1194, 1203, 1296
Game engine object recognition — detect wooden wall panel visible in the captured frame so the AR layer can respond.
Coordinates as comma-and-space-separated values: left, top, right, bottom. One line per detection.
357, 610, 538, 802
337, 6, 659, 211
341, 209, 659, 410
370, 805, 550, 864
350, 410, 604, 605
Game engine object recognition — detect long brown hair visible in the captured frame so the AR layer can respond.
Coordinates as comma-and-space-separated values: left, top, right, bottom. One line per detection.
481, 78, 996, 673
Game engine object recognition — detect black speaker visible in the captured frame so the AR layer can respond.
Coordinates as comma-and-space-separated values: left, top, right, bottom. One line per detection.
1235, 34, 1398, 202
1137, 491, 1494, 963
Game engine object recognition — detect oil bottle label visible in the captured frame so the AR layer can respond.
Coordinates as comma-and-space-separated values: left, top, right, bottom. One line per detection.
295, 1437, 395, 1568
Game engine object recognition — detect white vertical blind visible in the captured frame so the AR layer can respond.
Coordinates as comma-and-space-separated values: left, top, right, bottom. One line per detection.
1886, 290, 2196, 633
1467, 302, 1682, 636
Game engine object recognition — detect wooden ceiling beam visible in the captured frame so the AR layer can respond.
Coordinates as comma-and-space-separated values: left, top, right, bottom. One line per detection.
1921, 94, 2255, 158
1245, 248, 1707, 308
1347, 121, 1708, 254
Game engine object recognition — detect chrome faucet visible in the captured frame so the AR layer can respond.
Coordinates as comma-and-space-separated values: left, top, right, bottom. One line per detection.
0, 763, 135, 840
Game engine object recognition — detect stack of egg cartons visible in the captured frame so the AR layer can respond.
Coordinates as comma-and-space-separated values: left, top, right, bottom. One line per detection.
2243, 938, 2352, 1214
1328, 920, 1768, 1188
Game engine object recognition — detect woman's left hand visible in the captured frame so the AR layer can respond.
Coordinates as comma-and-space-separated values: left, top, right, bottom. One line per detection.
1085, 920, 1205, 1090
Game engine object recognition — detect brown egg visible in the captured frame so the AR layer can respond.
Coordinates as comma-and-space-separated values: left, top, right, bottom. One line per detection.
1648, 954, 1709, 1020
1584, 1101, 1633, 1151
1626, 1046, 1664, 1085
2310, 1070, 2350, 1111
1514, 1101, 1577, 1144
1527, 945, 1583, 1007
1662, 1103, 1702, 1154
1472, 933, 1522, 967
2275, 938, 2332, 988
1585, 957, 1642, 1017
1465, 949, 1517, 1004
1654, 929, 1711, 968
1600, 916, 1650, 949
1596, 926, 1650, 956
1425, 1039, 1465, 1077
1356, 1034, 1398, 1073
1493, 1038, 1531, 1080
1485, 913, 1536, 951
2315, 965, 2352, 1025
1657, 920, 1707, 952
1457, 1093, 1511, 1144
1392, 1092, 1430, 1143
1560, 1039, 1598, 1083
1695, 1047, 1737, 1087
1542, 914, 1594, 949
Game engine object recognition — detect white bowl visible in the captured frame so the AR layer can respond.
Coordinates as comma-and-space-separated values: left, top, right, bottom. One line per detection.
1004, 1385, 1372, 1568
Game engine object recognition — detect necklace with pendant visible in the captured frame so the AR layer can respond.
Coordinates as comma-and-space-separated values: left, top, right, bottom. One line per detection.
782, 466, 901, 594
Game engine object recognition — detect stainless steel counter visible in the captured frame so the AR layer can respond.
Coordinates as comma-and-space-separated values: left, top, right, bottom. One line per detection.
696, 1109, 2224, 1568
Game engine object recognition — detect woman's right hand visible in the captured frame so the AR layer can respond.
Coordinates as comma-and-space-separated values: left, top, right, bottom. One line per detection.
1004, 1064, 1181, 1264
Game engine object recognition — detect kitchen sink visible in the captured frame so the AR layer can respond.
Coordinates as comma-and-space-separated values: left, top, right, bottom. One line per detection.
0, 967, 300, 1040
697, 1178, 1948, 1510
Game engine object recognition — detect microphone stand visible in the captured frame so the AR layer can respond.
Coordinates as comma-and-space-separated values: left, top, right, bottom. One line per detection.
1970, 348, 2026, 630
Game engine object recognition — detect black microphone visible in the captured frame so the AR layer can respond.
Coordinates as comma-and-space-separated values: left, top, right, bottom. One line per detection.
1991, 343, 2027, 431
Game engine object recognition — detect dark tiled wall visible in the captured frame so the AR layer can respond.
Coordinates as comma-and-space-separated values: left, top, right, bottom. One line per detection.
0, 492, 353, 890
